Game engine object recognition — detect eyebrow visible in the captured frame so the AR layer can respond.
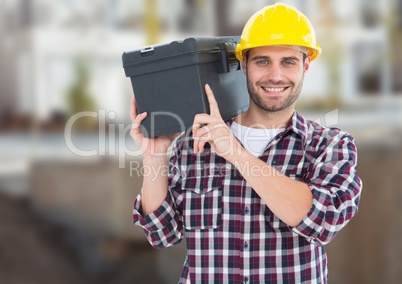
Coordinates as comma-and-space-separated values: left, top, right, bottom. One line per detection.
251, 55, 301, 62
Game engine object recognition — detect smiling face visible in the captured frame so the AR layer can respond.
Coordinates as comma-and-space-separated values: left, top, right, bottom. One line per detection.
242, 46, 310, 113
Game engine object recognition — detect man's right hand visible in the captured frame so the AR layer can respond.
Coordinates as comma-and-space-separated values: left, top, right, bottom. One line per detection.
129, 97, 179, 159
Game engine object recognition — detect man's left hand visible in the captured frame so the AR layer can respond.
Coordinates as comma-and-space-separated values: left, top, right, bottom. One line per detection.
192, 84, 239, 158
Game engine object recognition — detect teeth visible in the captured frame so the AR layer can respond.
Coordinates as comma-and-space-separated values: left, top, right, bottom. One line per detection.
262, 87, 286, 92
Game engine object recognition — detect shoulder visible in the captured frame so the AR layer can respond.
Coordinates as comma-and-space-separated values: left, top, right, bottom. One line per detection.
300, 114, 355, 146
296, 114, 357, 160
173, 130, 193, 153
169, 130, 195, 166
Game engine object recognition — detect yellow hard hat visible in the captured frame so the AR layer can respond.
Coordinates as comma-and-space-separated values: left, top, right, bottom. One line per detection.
235, 3, 321, 62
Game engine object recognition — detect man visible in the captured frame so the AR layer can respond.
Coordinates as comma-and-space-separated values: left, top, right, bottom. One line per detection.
131, 3, 362, 283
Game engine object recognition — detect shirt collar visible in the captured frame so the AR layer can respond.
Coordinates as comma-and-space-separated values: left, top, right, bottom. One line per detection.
227, 111, 308, 143
285, 111, 308, 143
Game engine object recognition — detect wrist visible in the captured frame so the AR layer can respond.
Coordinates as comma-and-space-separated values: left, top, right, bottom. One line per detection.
224, 142, 248, 165
143, 154, 168, 166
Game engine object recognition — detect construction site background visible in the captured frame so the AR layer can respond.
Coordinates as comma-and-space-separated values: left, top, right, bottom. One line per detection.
1, 1, 402, 283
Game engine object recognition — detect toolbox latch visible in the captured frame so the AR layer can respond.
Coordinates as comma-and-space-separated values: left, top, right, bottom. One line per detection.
216, 42, 240, 74
140, 46, 155, 57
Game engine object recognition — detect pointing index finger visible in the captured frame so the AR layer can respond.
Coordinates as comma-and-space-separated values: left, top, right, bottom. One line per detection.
205, 84, 220, 117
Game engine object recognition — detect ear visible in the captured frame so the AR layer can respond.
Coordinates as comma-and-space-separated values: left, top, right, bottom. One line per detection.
303, 56, 311, 75
242, 58, 247, 76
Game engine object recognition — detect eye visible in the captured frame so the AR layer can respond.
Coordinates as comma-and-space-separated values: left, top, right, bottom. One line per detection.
283, 60, 296, 66
255, 59, 269, 66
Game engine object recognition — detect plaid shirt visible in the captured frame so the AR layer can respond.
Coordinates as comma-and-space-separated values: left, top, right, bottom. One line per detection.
133, 112, 362, 283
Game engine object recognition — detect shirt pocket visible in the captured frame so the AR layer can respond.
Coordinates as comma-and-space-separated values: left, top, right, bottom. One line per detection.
182, 175, 222, 230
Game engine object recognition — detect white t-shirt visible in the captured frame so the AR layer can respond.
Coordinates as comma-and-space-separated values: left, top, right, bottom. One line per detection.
230, 121, 285, 157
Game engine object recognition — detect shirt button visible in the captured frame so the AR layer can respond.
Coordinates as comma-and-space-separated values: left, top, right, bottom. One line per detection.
243, 242, 248, 249
244, 207, 249, 215
244, 276, 249, 282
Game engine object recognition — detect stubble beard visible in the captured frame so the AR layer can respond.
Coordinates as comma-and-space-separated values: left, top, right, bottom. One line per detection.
246, 76, 304, 113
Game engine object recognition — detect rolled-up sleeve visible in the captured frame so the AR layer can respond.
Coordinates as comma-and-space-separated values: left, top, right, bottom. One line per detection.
133, 189, 183, 248
292, 132, 362, 246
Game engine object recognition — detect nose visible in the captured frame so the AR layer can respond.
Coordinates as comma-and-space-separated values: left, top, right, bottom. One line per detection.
265, 63, 283, 82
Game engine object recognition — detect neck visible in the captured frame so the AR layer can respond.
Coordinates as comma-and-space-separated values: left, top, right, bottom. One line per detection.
235, 102, 294, 129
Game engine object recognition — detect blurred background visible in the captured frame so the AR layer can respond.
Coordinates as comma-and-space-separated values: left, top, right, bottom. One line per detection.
1, 0, 402, 283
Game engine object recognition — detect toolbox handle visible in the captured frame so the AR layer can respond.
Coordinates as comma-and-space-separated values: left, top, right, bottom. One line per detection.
216, 42, 240, 74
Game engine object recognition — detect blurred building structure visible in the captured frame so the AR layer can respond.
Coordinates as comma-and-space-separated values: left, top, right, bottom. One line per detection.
1, 0, 402, 284
1, 0, 402, 121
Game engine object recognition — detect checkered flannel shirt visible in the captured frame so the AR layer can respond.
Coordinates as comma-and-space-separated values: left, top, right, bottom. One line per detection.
133, 112, 362, 283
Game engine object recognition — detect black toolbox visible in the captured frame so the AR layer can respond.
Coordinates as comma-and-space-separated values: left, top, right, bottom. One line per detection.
122, 36, 249, 137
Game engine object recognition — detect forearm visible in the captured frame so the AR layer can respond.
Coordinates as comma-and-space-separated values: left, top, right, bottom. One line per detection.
141, 155, 169, 216
226, 147, 313, 227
